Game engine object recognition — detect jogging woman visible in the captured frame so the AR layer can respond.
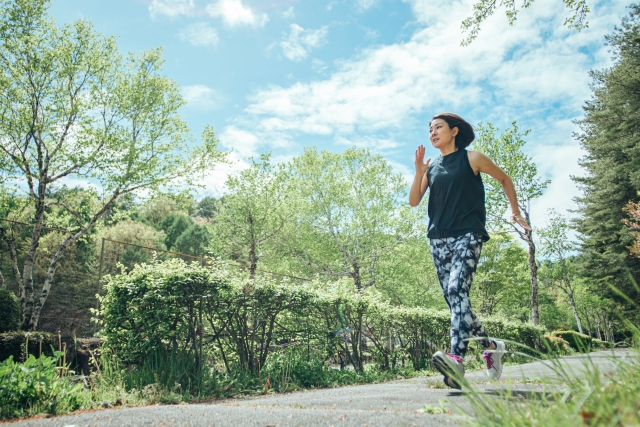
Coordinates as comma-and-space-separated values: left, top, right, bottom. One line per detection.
408, 113, 531, 389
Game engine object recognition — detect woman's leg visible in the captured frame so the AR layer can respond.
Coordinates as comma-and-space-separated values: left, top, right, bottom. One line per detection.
447, 233, 491, 357
429, 237, 455, 311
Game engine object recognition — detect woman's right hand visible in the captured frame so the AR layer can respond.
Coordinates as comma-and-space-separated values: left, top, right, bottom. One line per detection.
415, 145, 431, 176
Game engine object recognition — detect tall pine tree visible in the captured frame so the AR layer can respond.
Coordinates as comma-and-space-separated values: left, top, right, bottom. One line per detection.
574, 5, 640, 324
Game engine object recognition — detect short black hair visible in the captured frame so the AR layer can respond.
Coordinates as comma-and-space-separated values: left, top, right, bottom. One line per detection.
430, 113, 475, 149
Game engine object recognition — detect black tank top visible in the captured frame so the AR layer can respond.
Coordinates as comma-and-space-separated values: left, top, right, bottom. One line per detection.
426, 149, 489, 241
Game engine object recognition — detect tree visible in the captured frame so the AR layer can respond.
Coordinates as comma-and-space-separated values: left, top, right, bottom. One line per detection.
173, 223, 210, 257
161, 213, 193, 250
574, 6, 640, 324
197, 196, 218, 220
95, 219, 166, 275
461, 0, 589, 45
538, 209, 584, 333
472, 122, 549, 324
0, 0, 226, 330
282, 147, 418, 291
472, 233, 530, 317
210, 154, 290, 279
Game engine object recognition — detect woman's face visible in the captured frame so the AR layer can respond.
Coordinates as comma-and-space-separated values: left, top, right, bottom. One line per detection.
429, 118, 458, 150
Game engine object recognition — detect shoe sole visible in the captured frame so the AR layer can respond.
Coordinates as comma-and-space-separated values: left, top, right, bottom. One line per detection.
432, 354, 462, 390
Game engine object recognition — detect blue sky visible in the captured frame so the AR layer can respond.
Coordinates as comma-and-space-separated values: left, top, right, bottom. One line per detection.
51, 0, 630, 227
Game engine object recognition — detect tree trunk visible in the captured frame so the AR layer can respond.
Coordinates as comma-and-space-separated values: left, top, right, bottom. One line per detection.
566, 288, 583, 334
595, 315, 601, 340
353, 266, 362, 292
526, 233, 540, 325
607, 319, 615, 343
582, 303, 593, 337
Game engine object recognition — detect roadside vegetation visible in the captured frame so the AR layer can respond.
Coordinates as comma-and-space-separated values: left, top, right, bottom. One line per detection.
0, 0, 639, 424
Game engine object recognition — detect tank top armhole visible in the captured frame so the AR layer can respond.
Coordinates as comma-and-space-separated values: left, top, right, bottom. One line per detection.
464, 150, 479, 176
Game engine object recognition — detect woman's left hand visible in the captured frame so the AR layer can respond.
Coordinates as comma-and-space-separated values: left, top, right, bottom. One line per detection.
511, 213, 532, 232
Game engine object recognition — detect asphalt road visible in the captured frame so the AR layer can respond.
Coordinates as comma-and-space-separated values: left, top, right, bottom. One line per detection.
6, 349, 635, 427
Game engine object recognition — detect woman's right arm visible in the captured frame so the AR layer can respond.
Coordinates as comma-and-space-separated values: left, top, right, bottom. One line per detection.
409, 145, 430, 207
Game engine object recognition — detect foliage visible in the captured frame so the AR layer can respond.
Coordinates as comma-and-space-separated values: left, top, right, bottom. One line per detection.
539, 209, 585, 334
0, 331, 56, 363
0, 289, 20, 332
101, 261, 546, 382
473, 233, 530, 318
99, 259, 226, 366
0, 0, 227, 330
0, 353, 83, 420
96, 220, 166, 275
623, 200, 640, 258
540, 334, 572, 354
472, 122, 549, 325
551, 330, 592, 352
161, 213, 193, 251
281, 147, 421, 291
574, 5, 640, 324
466, 333, 640, 427
209, 154, 290, 278
173, 223, 210, 257
461, 0, 589, 45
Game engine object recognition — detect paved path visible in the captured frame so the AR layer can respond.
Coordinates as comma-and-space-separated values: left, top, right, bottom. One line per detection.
6, 349, 635, 427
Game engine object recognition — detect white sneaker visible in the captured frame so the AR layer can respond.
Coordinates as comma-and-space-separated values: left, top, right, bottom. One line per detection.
432, 351, 465, 389
483, 340, 506, 379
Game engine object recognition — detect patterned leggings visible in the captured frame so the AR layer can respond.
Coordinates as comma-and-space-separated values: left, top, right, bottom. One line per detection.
430, 232, 491, 357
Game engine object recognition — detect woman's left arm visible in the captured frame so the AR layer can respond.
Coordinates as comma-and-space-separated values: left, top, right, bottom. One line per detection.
467, 151, 532, 232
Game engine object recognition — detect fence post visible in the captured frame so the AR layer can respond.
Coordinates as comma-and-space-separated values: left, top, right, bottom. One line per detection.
94, 238, 106, 334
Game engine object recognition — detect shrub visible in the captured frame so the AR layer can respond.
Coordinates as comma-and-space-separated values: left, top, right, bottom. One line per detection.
0, 331, 56, 363
0, 289, 20, 333
0, 353, 83, 420
541, 335, 572, 354
551, 330, 592, 352
591, 338, 614, 350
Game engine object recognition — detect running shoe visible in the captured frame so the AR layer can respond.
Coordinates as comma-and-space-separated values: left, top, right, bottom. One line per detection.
432, 351, 465, 389
483, 340, 506, 380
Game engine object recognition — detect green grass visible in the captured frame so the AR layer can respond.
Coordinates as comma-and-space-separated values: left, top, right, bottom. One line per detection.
462, 341, 640, 426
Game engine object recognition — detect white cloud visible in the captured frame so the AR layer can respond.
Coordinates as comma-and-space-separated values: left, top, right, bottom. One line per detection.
205, 0, 269, 27
149, 0, 196, 18
280, 24, 328, 62
182, 85, 218, 109
283, 7, 295, 19
219, 126, 262, 159
335, 135, 403, 153
357, 0, 378, 11
178, 23, 219, 47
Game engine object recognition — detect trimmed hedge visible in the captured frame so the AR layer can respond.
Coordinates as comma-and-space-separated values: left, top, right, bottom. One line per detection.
100, 259, 549, 378
0, 290, 20, 333
0, 331, 56, 363
552, 330, 593, 352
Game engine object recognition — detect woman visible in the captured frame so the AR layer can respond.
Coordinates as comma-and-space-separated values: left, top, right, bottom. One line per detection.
408, 113, 531, 389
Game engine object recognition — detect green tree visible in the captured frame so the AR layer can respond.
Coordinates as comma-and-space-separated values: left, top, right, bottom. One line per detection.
538, 209, 584, 334
282, 147, 419, 291
197, 196, 218, 219
173, 223, 210, 257
161, 213, 193, 250
210, 154, 290, 279
472, 233, 530, 317
573, 6, 640, 324
472, 122, 549, 325
0, 0, 226, 330
461, 0, 589, 45
95, 219, 166, 275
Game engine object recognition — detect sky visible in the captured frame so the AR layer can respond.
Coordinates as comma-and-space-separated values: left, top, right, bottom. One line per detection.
50, 0, 631, 228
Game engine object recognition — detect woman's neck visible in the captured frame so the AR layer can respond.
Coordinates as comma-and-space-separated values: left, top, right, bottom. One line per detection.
439, 141, 458, 156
